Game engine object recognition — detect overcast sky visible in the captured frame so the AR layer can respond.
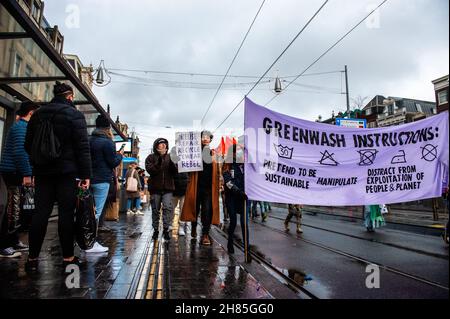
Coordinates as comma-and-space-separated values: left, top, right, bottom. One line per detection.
44, 0, 449, 160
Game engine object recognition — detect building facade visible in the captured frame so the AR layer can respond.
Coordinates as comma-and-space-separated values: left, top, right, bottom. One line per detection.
432, 75, 449, 114
0, 0, 64, 157
361, 95, 436, 128
0, 0, 126, 155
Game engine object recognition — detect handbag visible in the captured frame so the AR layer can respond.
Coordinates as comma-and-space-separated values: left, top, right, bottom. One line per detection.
126, 169, 138, 192
21, 186, 35, 211
75, 188, 97, 250
19, 186, 35, 231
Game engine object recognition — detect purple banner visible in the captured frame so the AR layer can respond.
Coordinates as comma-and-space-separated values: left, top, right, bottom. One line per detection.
244, 98, 449, 205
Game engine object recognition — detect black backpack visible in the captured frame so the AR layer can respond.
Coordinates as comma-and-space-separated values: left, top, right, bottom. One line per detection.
30, 108, 66, 165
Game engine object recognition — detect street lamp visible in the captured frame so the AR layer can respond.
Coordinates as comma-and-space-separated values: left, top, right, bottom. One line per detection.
274, 76, 282, 94
93, 60, 111, 87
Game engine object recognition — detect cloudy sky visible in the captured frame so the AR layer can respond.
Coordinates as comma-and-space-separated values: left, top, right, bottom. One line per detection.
44, 0, 449, 159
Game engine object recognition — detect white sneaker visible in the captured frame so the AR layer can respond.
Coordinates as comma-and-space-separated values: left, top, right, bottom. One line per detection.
84, 242, 109, 253
136, 210, 145, 215
0, 247, 21, 258
178, 226, 186, 236
126, 210, 134, 215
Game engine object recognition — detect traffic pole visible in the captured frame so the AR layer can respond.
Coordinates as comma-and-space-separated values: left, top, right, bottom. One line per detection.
244, 200, 249, 263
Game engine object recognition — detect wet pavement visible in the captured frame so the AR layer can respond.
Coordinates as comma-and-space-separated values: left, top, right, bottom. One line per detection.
0, 210, 151, 299
240, 207, 449, 299
165, 218, 272, 299
1, 204, 448, 299
0, 208, 275, 299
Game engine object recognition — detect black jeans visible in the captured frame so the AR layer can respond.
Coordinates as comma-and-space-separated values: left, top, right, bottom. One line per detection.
192, 190, 213, 236
29, 175, 77, 259
225, 194, 249, 245
0, 173, 21, 250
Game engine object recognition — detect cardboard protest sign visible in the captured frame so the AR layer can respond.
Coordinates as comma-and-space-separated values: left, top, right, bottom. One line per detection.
176, 131, 203, 173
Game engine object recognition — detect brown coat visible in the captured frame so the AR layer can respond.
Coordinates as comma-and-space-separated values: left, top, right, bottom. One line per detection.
181, 156, 220, 225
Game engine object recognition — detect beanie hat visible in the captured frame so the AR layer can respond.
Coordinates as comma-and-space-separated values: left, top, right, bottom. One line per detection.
201, 130, 213, 140
95, 114, 111, 128
53, 81, 73, 96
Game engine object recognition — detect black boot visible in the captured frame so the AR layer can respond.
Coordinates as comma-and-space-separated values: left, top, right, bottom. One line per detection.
152, 231, 159, 240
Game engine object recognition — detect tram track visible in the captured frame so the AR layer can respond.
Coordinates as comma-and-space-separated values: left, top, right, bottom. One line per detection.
249, 217, 449, 292
126, 210, 447, 300
266, 211, 449, 260
212, 225, 319, 299
132, 220, 169, 299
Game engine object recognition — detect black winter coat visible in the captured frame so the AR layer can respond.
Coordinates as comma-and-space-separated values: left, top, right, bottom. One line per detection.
223, 163, 245, 193
89, 129, 122, 184
24, 97, 92, 179
145, 153, 177, 193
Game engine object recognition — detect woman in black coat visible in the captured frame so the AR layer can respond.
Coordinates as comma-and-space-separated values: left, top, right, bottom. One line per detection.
222, 144, 249, 255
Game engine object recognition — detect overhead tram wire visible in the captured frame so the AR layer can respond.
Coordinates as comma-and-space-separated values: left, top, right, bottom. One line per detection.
264, 0, 389, 107
110, 80, 344, 95
282, 70, 342, 78
107, 67, 342, 80
200, 0, 266, 126
108, 71, 271, 89
213, 0, 329, 133
109, 79, 272, 90
107, 68, 267, 79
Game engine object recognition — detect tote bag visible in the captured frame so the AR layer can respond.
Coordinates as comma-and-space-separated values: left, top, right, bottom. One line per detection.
126, 169, 138, 192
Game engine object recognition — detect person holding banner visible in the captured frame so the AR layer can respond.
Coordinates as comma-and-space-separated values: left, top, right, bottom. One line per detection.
222, 144, 249, 254
181, 131, 220, 246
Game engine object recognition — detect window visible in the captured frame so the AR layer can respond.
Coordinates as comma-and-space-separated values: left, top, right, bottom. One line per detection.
32, 1, 40, 21
13, 54, 22, 76
365, 108, 371, 116
45, 84, 51, 101
438, 90, 448, 105
67, 59, 76, 70
415, 103, 423, 113
25, 39, 34, 54
24, 65, 33, 92
388, 105, 394, 115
